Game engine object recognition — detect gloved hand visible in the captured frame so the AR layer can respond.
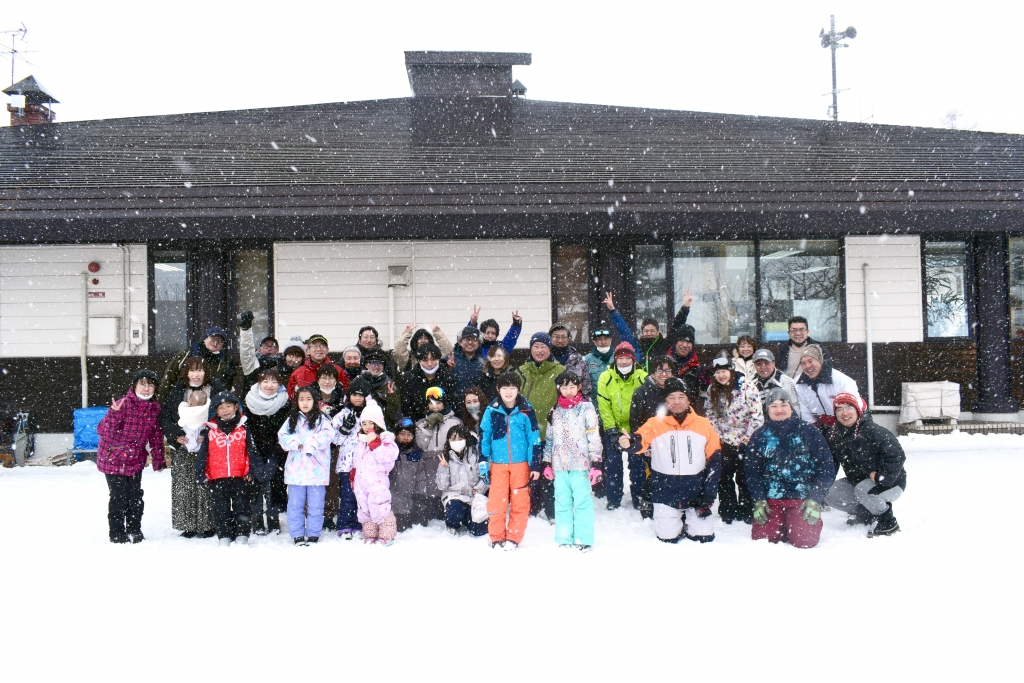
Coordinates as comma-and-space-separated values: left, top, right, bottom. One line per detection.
588, 468, 602, 485
543, 466, 554, 481
349, 468, 357, 486
800, 499, 822, 525
752, 500, 770, 526
239, 310, 254, 330
478, 461, 490, 482
341, 411, 357, 434
688, 498, 712, 518
198, 477, 211, 489
426, 412, 445, 427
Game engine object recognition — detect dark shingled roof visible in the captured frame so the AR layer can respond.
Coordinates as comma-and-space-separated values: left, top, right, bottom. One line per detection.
2, 96, 1023, 220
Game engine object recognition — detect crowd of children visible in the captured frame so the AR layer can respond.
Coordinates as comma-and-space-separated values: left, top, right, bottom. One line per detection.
95, 305, 907, 550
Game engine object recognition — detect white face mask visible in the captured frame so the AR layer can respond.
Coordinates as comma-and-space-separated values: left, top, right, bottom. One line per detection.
616, 363, 632, 375
135, 390, 153, 400
449, 440, 466, 453
420, 362, 438, 375
595, 344, 612, 354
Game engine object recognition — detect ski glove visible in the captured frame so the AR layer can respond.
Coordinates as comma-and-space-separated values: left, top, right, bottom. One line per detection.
588, 468, 602, 485
349, 468, 357, 486
341, 411, 357, 434
800, 499, 822, 525
752, 500, 770, 526
478, 461, 490, 482
543, 466, 555, 481
239, 310, 254, 330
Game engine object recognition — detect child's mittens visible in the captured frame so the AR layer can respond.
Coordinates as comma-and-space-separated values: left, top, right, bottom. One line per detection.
478, 461, 489, 483
542, 466, 554, 481
349, 468, 357, 486
588, 468, 602, 485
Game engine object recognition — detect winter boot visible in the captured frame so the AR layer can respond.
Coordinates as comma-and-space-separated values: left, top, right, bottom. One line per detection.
868, 506, 900, 537
339, 530, 354, 540
235, 535, 249, 545
490, 540, 505, 550
447, 527, 458, 536
606, 501, 621, 511
180, 531, 196, 539
252, 516, 267, 536
129, 531, 145, 544
306, 536, 320, 544
294, 537, 307, 546
110, 532, 130, 544
639, 500, 654, 520
576, 544, 593, 553
323, 517, 337, 532
218, 537, 232, 547
266, 514, 281, 535
719, 505, 736, 525
847, 505, 875, 526
503, 540, 519, 551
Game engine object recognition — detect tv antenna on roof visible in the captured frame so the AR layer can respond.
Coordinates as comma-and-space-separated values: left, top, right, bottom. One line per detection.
0, 23, 35, 85
819, 15, 856, 121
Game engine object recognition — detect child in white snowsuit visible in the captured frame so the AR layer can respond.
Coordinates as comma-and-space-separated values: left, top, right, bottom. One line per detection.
543, 371, 603, 550
352, 399, 400, 545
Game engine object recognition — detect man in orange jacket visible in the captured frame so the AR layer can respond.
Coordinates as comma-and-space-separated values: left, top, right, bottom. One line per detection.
634, 377, 722, 543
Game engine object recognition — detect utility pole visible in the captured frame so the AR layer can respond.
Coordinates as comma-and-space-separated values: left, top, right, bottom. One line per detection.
819, 15, 856, 122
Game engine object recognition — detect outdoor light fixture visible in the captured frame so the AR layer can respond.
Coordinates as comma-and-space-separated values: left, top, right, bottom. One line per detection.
819, 15, 857, 122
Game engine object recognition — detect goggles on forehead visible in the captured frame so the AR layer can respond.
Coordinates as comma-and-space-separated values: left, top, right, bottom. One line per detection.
591, 329, 612, 338
425, 386, 446, 401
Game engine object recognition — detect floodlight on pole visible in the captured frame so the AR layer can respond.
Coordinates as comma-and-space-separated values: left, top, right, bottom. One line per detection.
819, 15, 856, 121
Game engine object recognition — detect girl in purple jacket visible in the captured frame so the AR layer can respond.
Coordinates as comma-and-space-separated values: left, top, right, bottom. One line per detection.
96, 370, 166, 543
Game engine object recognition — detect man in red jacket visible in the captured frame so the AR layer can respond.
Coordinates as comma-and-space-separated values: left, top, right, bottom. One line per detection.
287, 334, 346, 399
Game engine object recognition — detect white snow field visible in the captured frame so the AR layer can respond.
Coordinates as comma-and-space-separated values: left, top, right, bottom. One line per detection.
1, 433, 1021, 682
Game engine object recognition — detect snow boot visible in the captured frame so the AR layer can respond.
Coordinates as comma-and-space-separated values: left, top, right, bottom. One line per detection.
576, 544, 593, 553
197, 529, 216, 539
559, 543, 575, 550
294, 537, 307, 546
266, 514, 280, 535
235, 535, 249, 545
868, 506, 900, 538
128, 531, 145, 544
252, 517, 267, 536
306, 536, 320, 544
323, 517, 337, 532
847, 505, 875, 526
218, 537, 232, 547
503, 540, 519, 551
180, 531, 196, 539
490, 540, 505, 550
719, 505, 736, 525
606, 501, 621, 511
639, 500, 654, 520
110, 532, 129, 544
339, 530, 354, 540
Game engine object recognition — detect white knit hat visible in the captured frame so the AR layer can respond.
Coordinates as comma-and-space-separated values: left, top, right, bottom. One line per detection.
359, 398, 387, 432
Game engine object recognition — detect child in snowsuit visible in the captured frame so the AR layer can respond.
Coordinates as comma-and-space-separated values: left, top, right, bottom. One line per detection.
436, 424, 488, 537
351, 399, 400, 545
196, 392, 263, 546
278, 385, 337, 545
177, 389, 208, 453
414, 386, 464, 521
479, 371, 542, 550
543, 371, 603, 551
332, 378, 372, 539
635, 377, 723, 544
391, 417, 429, 531
96, 369, 165, 544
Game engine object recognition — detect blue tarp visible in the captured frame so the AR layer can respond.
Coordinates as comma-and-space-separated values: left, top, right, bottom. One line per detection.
73, 407, 108, 450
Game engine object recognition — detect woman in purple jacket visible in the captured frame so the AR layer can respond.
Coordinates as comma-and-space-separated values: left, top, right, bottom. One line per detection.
96, 370, 166, 543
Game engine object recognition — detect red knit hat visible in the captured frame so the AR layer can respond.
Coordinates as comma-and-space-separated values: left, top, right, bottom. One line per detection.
613, 342, 636, 361
833, 392, 867, 417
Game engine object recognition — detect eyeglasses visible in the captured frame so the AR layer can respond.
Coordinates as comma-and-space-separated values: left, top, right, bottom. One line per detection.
654, 368, 673, 375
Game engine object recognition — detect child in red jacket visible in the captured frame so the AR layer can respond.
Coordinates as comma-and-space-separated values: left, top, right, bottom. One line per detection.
196, 392, 263, 546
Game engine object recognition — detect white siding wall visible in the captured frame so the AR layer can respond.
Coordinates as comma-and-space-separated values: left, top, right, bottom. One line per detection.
275, 240, 551, 349
845, 235, 923, 343
0, 245, 148, 357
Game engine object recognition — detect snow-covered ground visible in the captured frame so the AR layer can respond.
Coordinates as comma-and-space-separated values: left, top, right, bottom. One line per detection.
2, 433, 1021, 681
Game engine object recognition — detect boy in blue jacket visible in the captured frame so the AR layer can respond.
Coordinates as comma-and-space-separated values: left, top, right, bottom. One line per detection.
478, 371, 541, 550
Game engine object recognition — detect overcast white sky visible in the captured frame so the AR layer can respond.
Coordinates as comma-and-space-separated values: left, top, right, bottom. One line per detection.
2, 0, 1023, 133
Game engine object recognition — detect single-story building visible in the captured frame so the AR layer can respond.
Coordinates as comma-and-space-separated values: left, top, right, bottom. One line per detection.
2, 51, 1022, 451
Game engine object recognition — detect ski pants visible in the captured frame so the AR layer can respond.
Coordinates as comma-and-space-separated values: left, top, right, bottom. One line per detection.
604, 432, 646, 509
825, 478, 903, 516
210, 477, 251, 540
487, 462, 531, 545
718, 442, 751, 519
337, 473, 359, 532
751, 498, 822, 549
105, 473, 144, 539
554, 470, 595, 546
287, 484, 326, 540
444, 500, 488, 536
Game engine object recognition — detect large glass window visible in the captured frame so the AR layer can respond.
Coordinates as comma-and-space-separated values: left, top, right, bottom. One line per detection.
635, 244, 668, 332
234, 249, 271, 344
673, 241, 755, 343
153, 251, 188, 354
553, 244, 589, 343
759, 240, 842, 342
924, 241, 970, 338
1012, 239, 1024, 340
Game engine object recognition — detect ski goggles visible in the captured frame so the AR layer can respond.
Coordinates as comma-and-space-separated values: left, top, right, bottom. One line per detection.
425, 386, 446, 401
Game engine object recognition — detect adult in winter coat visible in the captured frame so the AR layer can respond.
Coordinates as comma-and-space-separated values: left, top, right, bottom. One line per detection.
415, 386, 464, 519
435, 424, 488, 536
339, 345, 363, 384
286, 333, 347, 399
731, 335, 758, 385
597, 342, 648, 511
744, 388, 836, 549
704, 357, 764, 524
476, 345, 512, 401
478, 372, 542, 549
160, 357, 225, 538
96, 369, 166, 544
244, 368, 291, 535
667, 324, 702, 398
356, 346, 402, 429
460, 387, 488, 439
195, 392, 267, 545
331, 378, 372, 538
543, 371, 603, 550
634, 377, 722, 543
468, 306, 523, 356
158, 327, 236, 402
351, 399, 400, 545
793, 345, 859, 428
237, 310, 281, 397
517, 332, 565, 518
279, 336, 307, 388
450, 326, 487, 398
356, 325, 398, 378
549, 323, 593, 399
638, 291, 692, 374
278, 386, 337, 544
824, 393, 906, 537
774, 316, 832, 379
628, 355, 678, 518
393, 324, 454, 373
402, 343, 459, 420
585, 293, 642, 392
750, 349, 798, 414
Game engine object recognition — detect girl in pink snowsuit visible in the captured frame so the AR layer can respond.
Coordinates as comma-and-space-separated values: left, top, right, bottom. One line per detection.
352, 399, 400, 545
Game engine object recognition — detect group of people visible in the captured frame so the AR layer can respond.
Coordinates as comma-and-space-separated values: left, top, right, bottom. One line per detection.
94, 294, 906, 551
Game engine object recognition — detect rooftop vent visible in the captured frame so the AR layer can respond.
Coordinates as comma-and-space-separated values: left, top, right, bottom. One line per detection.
4, 75, 59, 126
405, 51, 530, 97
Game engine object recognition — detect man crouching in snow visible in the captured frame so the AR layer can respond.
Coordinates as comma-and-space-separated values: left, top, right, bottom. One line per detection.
634, 377, 722, 543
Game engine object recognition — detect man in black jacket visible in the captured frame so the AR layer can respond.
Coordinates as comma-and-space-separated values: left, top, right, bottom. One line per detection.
775, 316, 832, 379
401, 344, 458, 421
823, 392, 906, 537
637, 290, 693, 374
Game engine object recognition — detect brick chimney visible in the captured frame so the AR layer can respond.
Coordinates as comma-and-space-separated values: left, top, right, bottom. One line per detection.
4, 75, 58, 126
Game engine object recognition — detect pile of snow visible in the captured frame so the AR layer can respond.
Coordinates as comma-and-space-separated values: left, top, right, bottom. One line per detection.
1, 433, 1020, 681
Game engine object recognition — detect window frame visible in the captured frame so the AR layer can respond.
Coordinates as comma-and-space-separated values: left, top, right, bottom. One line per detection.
147, 241, 192, 356
551, 239, 599, 345
921, 237, 976, 342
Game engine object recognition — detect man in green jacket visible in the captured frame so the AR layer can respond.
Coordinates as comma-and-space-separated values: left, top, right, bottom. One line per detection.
517, 332, 565, 519
597, 342, 648, 511
157, 327, 237, 402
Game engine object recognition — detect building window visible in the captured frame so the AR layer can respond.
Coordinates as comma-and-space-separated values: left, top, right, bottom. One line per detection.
553, 244, 590, 343
635, 244, 668, 332
672, 241, 755, 343
153, 251, 188, 354
924, 241, 970, 338
759, 240, 842, 343
1011, 238, 1024, 340
234, 249, 271, 344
